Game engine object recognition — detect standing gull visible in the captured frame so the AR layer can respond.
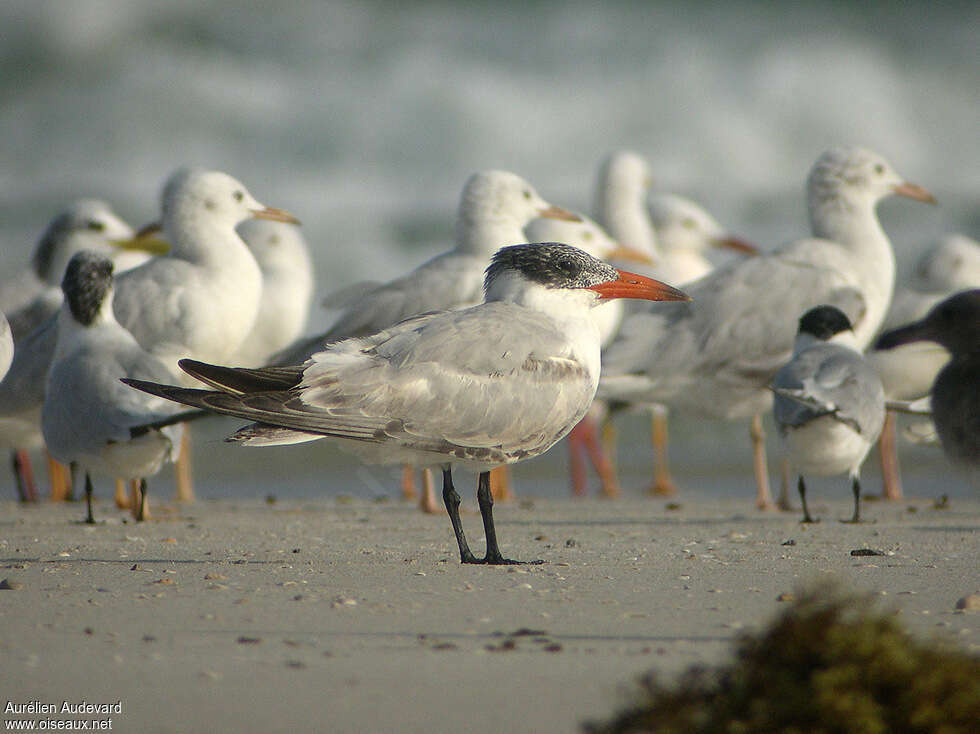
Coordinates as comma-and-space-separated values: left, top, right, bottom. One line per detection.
125, 243, 690, 564
876, 289, 980, 471
772, 306, 886, 523
114, 168, 298, 374
42, 252, 184, 523
597, 147, 934, 509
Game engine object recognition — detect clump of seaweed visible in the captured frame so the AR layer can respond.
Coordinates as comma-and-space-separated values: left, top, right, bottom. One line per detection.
585, 584, 980, 734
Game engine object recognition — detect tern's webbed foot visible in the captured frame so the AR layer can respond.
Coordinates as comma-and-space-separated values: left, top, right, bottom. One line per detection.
475, 551, 544, 566
458, 549, 481, 564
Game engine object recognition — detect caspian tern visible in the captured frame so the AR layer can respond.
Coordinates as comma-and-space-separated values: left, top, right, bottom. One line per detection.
876, 289, 980, 472
124, 243, 690, 564
772, 306, 886, 523
597, 146, 934, 509
42, 252, 184, 523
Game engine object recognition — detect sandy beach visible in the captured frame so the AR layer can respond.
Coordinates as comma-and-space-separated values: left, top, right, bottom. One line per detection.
1, 491, 977, 733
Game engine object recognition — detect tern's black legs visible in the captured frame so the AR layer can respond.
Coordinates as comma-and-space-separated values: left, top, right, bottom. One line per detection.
476, 471, 524, 565
842, 476, 862, 524
137, 478, 148, 522
798, 474, 864, 524
442, 468, 478, 564
797, 475, 817, 524
441, 467, 541, 565
84, 473, 96, 524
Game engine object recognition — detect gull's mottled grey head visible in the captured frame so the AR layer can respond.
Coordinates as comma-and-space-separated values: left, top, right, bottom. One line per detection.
61, 250, 114, 327
32, 199, 129, 283
485, 242, 617, 293
806, 146, 900, 204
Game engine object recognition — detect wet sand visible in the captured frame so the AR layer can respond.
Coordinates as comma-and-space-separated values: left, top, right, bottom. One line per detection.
1, 493, 977, 733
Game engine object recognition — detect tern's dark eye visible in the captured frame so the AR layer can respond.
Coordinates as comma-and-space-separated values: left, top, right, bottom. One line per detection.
233, 190, 244, 202
873, 164, 885, 175
86, 220, 106, 232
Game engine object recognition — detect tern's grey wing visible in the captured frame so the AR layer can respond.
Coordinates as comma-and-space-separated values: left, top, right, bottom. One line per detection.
601, 248, 865, 403
141, 303, 595, 465
0, 313, 58, 416
773, 344, 885, 435
303, 303, 594, 457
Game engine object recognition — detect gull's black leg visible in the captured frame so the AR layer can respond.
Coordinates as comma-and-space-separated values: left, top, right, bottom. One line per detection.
798, 475, 817, 523
84, 473, 96, 524
842, 476, 862, 524
477, 471, 542, 565
137, 478, 148, 522
442, 467, 478, 564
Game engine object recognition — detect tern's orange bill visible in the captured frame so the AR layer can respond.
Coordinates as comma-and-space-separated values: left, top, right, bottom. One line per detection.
251, 206, 301, 225
537, 204, 582, 222
589, 270, 691, 302
892, 182, 936, 205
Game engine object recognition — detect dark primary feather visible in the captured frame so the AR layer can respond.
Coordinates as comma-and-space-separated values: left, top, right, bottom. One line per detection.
178, 359, 304, 394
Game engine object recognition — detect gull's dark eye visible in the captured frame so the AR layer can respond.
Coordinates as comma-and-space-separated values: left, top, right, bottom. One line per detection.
86, 220, 106, 232
682, 217, 697, 230
233, 190, 244, 202
873, 164, 885, 175
523, 190, 532, 200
